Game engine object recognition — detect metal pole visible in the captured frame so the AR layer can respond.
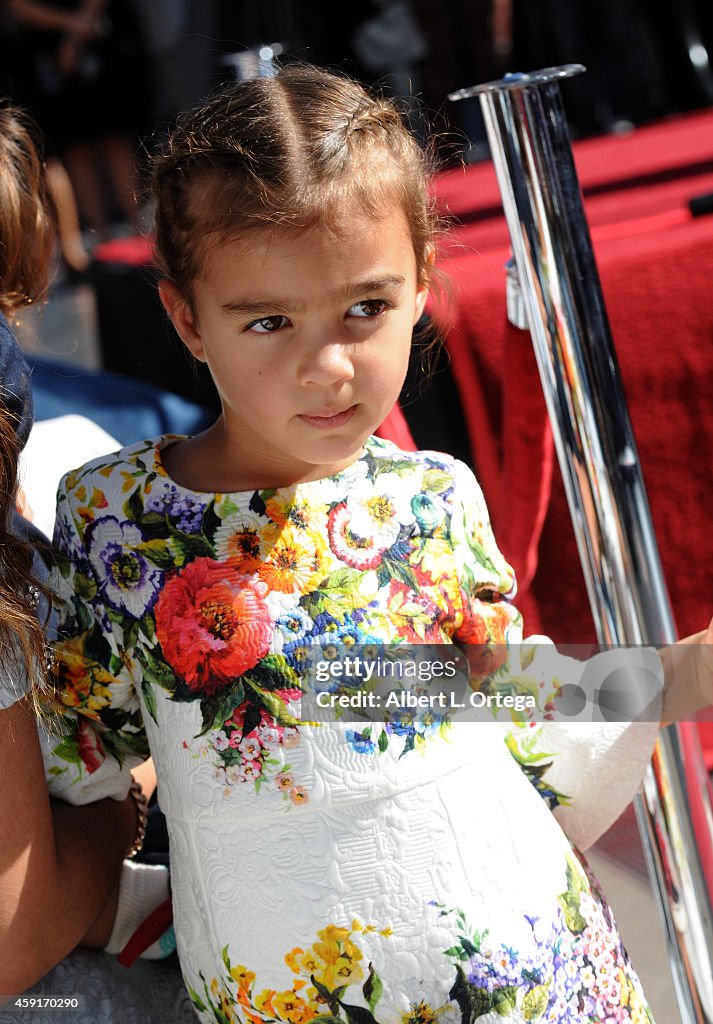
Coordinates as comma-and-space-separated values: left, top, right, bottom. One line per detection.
450, 65, 713, 1022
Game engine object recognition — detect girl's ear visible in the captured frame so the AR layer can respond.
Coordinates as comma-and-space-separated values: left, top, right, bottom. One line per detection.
412, 246, 435, 326
158, 279, 207, 363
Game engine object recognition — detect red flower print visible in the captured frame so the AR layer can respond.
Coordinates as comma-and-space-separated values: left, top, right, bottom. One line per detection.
458, 590, 510, 680
76, 716, 106, 773
155, 558, 273, 695
327, 502, 388, 570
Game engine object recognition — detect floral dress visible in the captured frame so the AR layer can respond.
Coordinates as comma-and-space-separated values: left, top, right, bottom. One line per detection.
41, 435, 660, 1024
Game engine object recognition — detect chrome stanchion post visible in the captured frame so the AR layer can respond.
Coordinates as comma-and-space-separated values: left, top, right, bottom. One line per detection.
450, 66, 713, 1023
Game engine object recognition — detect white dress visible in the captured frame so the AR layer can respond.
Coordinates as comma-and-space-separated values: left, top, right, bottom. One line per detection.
41, 436, 661, 1023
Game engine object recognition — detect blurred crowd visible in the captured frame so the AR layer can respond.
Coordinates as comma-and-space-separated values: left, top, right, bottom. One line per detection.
2, 0, 713, 262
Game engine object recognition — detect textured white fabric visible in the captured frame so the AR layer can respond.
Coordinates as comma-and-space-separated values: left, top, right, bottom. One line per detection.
40, 438, 661, 1022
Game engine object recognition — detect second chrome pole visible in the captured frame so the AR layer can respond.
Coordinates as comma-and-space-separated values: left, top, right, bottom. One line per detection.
450, 65, 713, 1023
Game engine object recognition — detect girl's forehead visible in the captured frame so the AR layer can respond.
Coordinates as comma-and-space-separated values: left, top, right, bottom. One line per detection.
199, 207, 416, 279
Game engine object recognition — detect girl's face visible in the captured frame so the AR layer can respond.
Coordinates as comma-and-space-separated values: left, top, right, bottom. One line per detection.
160, 206, 429, 489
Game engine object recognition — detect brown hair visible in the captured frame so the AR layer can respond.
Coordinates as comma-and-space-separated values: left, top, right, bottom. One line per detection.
0, 406, 48, 695
0, 103, 54, 694
0, 103, 55, 318
151, 64, 439, 303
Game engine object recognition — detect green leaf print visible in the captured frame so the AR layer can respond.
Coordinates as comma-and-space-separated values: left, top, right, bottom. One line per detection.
52, 737, 82, 766
422, 469, 452, 494
376, 557, 418, 590
187, 985, 207, 1013
74, 571, 97, 602
377, 730, 389, 753
305, 567, 369, 620
135, 645, 179, 696
137, 538, 176, 570
310, 975, 340, 1013
248, 653, 300, 691
493, 986, 517, 1016
123, 487, 144, 523
169, 533, 214, 566
557, 857, 588, 933
340, 1001, 382, 1024
362, 962, 384, 1013
371, 457, 414, 480
141, 678, 158, 725
521, 984, 549, 1020
449, 966, 493, 1024
243, 679, 302, 727
198, 685, 246, 736
322, 567, 368, 592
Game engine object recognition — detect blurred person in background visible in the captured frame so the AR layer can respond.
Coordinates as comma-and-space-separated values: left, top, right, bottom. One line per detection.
1, 0, 149, 240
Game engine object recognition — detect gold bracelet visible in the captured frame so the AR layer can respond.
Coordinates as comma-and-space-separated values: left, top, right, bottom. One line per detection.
127, 780, 149, 859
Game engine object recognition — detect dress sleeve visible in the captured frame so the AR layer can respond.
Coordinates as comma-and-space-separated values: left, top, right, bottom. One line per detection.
0, 643, 30, 709
1, 520, 52, 709
449, 459, 661, 850
40, 477, 148, 805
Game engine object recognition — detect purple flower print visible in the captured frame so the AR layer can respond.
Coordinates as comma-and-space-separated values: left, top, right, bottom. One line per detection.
145, 479, 204, 533
87, 517, 162, 619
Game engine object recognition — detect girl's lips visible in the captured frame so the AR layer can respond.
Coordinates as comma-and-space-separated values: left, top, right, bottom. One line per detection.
299, 406, 357, 429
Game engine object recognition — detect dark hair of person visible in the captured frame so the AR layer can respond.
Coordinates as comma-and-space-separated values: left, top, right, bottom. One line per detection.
0, 103, 55, 318
0, 401, 48, 693
151, 63, 440, 305
0, 102, 55, 693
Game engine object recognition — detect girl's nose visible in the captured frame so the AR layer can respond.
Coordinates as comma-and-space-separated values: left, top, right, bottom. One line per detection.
298, 341, 355, 387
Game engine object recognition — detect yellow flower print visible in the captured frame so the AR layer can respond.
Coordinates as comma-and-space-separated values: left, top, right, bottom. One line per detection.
386, 587, 436, 641
409, 539, 452, 585
230, 964, 256, 990
273, 990, 316, 1024
312, 936, 340, 967
265, 493, 328, 531
54, 635, 113, 717
258, 525, 328, 595
209, 979, 236, 1023
254, 989, 276, 1015
285, 948, 305, 973
401, 1002, 439, 1024
298, 949, 321, 976
215, 514, 281, 575
201, 922, 393, 1024
323, 955, 364, 989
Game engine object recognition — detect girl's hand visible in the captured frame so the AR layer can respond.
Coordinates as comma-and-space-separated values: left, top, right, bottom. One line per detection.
697, 616, 713, 708
660, 619, 713, 724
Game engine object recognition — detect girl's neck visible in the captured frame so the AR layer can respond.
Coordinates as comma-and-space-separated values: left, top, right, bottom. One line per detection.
159, 422, 365, 494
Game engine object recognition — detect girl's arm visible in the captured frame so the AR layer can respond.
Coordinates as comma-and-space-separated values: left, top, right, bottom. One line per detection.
0, 699, 137, 995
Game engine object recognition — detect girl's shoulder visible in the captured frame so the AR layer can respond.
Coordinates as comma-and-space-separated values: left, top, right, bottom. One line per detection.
363, 435, 462, 476
59, 434, 182, 496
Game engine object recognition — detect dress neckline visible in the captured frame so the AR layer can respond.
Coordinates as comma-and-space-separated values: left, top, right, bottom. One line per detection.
151, 434, 386, 499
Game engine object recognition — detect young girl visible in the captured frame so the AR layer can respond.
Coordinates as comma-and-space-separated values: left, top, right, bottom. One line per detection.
41, 66, 712, 1023
0, 102, 137, 992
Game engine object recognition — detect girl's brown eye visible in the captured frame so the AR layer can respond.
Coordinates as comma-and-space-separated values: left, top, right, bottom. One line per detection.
347, 299, 390, 318
247, 315, 290, 334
